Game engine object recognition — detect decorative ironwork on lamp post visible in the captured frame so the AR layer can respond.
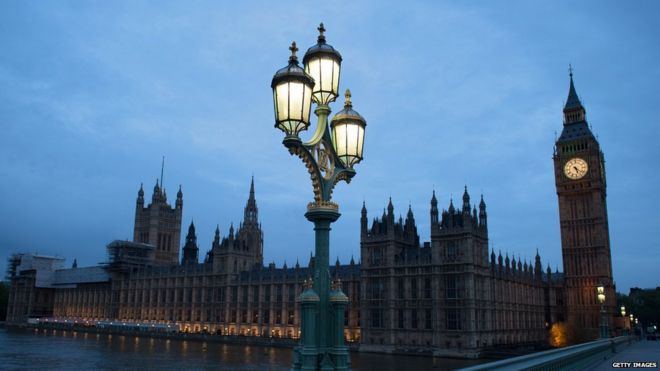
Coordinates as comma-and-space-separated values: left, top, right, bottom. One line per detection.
597, 285, 609, 338
271, 23, 366, 371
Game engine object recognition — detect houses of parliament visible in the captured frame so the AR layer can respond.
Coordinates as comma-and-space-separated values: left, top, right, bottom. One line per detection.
6, 74, 617, 358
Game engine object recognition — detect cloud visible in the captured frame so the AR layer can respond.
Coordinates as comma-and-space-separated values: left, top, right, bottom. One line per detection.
1, 1, 659, 292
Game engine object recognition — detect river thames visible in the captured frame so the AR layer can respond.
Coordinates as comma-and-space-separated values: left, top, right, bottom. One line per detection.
0, 327, 485, 370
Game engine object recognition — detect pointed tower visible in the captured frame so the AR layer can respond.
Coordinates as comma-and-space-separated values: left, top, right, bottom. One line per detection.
361, 201, 368, 238
405, 204, 415, 227
152, 179, 161, 202
553, 68, 615, 338
430, 190, 439, 228
478, 195, 487, 230
244, 176, 258, 225
181, 221, 199, 266
404, 204, 420, 246
213, 225, 221, 249
132, 164, 183, 265
207, 225, 222, 265
447, 198, 455, 228
462, 186, 470, 215
534, 249, 542, 281
213, 177, 264, 273
563, 71, 586, 125
237, 177, 263, 264
137, 183, 144, 206
387, 197, 395, 227
176, 185, 183, 210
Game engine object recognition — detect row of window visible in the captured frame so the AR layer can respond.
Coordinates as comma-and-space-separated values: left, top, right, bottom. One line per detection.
118, 286, 292, 305
369, 308, 544, 332
561, 141, 588, 154
117, 283, 358, 305
369, 276, 453, 300
371, 309, 445, 330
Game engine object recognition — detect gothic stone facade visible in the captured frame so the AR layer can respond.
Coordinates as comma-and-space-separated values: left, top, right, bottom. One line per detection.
6, 75, 616, 357
133, 181, 183, 265
8, 179, 363, 342
359, 192, 564, 357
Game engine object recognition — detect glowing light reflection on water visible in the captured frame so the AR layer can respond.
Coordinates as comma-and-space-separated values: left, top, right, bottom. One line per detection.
0, 327, 484, 370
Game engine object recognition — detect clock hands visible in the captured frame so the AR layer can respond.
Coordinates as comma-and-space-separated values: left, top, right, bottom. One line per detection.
564, 158, 587, 179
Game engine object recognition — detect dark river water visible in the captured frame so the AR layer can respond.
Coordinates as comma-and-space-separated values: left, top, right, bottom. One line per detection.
0, 327, 485, 370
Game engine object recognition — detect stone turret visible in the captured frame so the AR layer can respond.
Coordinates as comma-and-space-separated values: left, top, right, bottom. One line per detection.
361, 198, 421, 268
210, 178, 264, 273
181, 221, 199, 266
361, 202, 368, 237
133, 167, 183, 265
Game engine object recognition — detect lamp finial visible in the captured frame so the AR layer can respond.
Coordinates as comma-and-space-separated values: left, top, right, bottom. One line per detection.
344, 89, 352, 108
318, 23, 326, 43
289, 41, 299, 63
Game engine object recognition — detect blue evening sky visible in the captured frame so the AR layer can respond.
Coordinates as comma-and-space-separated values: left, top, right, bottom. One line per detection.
1, 1, 659, 293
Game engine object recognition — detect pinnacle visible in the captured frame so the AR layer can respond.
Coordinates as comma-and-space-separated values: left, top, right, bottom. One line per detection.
564, 68, 583, 110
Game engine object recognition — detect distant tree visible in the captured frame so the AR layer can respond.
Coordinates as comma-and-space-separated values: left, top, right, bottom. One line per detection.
618, 288, 660, 329
0, 281, 8, 321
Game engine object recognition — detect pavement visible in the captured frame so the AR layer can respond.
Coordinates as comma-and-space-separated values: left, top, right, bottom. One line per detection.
591, 340, 660, 370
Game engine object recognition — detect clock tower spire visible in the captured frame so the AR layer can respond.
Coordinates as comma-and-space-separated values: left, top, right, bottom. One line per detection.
563, 65, 587, 125
553, 68, 615, 340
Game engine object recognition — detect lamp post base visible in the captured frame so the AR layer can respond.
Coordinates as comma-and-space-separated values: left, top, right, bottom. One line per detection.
291, 203, 350, 371
599, 308, 610, 339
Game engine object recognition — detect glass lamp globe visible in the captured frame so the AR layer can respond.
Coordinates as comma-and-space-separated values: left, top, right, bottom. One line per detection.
303, 23, 342, 105
596, 286, 605, 304
330, 89, 367, 168
271, 42, 315, 137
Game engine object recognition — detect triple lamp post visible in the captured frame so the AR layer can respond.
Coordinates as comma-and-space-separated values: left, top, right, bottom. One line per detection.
271, 24, 367, 371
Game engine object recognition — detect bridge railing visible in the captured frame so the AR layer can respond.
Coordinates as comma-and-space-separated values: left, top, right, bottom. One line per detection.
459, 336, 636, 371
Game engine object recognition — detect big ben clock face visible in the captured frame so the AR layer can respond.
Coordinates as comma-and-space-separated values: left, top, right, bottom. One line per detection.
564, 158, 588, 180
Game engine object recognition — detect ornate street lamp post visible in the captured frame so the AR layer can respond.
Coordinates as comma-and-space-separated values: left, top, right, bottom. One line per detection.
630, 313, 634, 331
597, 285, 609, 338
271, 23, 367, 371
620, 306, 627, 336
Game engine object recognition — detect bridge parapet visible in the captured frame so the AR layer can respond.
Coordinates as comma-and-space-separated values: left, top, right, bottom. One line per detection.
459, 336, 636, 371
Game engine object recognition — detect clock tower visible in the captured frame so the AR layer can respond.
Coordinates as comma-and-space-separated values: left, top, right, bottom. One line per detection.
553, 71, 615, 339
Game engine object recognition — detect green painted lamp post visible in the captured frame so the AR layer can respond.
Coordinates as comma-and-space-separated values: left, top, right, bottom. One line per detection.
271, 23, 366, 371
